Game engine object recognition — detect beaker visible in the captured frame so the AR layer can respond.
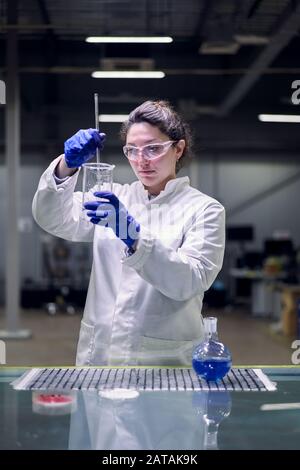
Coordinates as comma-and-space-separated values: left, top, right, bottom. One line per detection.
82, 162, 115, 210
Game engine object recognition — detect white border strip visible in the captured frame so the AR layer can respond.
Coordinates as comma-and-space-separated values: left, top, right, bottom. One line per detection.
261, 403, 300, 411
11, 368, 42, 390
253, 368, 277, 391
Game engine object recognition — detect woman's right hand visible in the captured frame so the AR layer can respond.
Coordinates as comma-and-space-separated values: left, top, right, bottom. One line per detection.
64, 128, 106, 168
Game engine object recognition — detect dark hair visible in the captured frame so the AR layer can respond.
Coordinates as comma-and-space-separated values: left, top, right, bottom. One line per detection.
120, 100, 193, 173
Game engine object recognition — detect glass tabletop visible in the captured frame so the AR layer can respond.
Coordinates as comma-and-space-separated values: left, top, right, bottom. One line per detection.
0, 367, 299, 450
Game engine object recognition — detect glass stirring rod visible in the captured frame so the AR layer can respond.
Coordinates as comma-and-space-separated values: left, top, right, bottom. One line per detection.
94, 93, 102, 192
94, 92, 100, 164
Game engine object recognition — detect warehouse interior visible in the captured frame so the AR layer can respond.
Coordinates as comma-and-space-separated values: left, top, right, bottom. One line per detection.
0, 0, 300, 366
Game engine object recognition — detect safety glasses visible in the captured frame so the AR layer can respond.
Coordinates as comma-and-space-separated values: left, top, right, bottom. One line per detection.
123, 140, 177, 161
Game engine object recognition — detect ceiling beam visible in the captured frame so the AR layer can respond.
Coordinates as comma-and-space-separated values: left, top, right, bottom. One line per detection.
36, 0, 59, 139
194, 0, 213, 39
36, 0, 57, 49
232, 0, 263, 25
246, 0, 263, 19
2, 66, 300, 76
37, 0, 51, 26
216, 0, 300, 117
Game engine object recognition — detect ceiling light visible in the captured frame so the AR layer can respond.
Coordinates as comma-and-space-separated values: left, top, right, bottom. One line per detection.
91, 71, 165, 79
99, 114, 128, 122
200, 41, 240, 55
235, 34, 269, 45
258, 114, 300, 123
86, 36, 173, 44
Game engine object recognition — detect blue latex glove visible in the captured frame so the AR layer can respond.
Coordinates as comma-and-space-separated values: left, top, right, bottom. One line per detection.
84, 191, 140, 249
64, 128, 106, 168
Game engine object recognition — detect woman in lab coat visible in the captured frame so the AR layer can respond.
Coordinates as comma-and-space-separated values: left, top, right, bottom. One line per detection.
32, 100, 225, 366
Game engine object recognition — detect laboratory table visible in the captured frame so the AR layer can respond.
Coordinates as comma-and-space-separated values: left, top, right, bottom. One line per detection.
0, 367, 300, 450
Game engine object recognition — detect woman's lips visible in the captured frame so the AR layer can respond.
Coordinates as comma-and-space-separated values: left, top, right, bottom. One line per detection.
139, 170, 155, 175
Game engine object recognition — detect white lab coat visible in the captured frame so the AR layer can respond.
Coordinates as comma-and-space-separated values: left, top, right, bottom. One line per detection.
32, 156, 225, 366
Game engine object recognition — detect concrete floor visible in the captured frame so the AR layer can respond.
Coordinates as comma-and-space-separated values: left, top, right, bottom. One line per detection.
0, 307, 294, 366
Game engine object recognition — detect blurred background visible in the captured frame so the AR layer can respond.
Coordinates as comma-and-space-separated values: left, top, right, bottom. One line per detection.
0, 0, 300, 365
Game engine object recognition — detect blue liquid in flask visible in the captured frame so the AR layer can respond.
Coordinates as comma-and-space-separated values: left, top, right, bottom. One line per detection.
192, 358, 231, 382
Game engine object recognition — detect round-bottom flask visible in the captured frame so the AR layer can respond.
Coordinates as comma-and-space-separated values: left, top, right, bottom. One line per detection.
192, 317, 232, 381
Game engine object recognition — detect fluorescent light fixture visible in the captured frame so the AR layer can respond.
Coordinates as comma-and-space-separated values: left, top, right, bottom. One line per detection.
99, 114, 128, 122
86, 36, 173, 44
235, 34, 269, 45
258, 114, 300, 123
200, 41, 240, 55
91, 71, 165, 79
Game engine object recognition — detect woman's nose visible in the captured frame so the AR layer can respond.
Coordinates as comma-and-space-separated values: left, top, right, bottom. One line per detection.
136, 150, 148, 163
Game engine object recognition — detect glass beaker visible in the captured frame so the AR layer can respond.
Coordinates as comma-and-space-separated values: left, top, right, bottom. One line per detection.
82, 162, 115, 210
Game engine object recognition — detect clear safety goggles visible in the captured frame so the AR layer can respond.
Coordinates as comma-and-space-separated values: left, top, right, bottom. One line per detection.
123, 140, 177, 161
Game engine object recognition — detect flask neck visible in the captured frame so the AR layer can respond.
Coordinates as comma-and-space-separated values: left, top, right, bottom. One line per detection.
204, 317, 219, 341
204, 424, 219, 450
205, 330, 219, 341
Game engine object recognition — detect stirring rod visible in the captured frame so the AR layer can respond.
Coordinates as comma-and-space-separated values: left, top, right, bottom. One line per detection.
94, 92, 100, 164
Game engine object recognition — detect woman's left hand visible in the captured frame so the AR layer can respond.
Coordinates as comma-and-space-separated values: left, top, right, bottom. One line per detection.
84, 191, 140, 249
